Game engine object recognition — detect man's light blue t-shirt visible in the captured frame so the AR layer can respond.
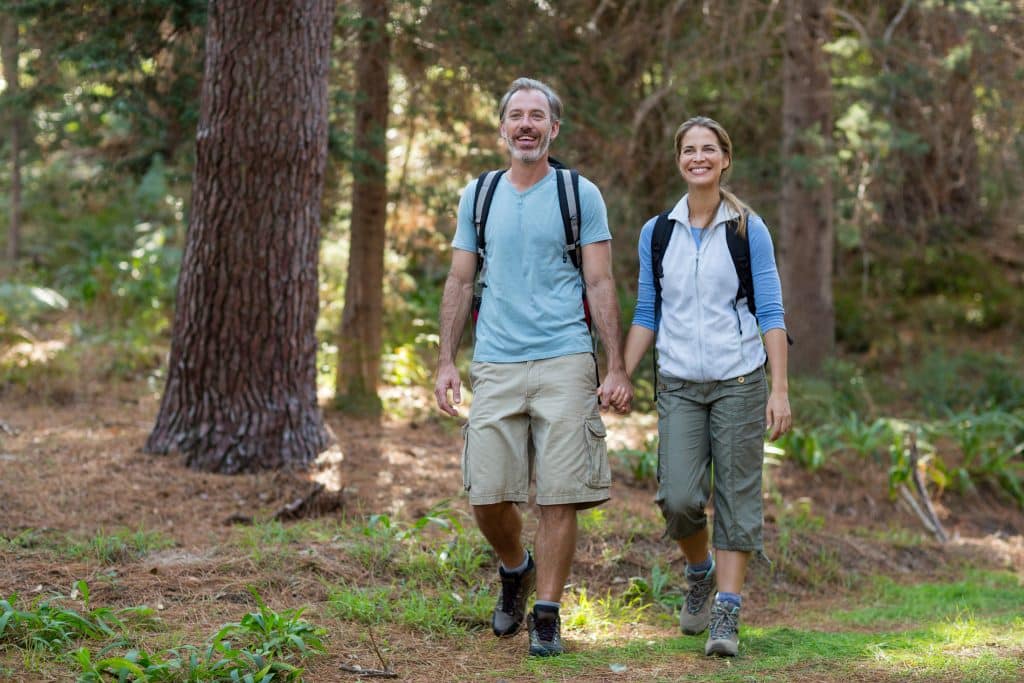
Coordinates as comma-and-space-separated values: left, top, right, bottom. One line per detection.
453, 168, 611, 362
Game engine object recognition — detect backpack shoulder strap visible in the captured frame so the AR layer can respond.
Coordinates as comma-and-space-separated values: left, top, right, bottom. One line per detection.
473, 169, 506, 270
554, 168, 582, 270
724, 218, 756, 317
651, 210, 674, 322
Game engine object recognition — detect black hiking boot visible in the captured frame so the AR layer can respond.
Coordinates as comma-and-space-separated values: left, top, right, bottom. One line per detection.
527, 606, 563, 656
491, 553, 536, 637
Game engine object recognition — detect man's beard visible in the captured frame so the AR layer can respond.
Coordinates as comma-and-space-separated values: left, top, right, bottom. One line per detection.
503, 128, 552, 163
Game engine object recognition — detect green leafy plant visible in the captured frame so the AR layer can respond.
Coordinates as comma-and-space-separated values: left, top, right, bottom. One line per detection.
774, 427, 826, 471
938, 409, 1024, 506
624, 563, 682, 611
612, 436, 658, 484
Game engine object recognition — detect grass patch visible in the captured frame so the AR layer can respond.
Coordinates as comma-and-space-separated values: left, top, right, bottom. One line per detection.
63, 526, 175, 564
835, 570, 1024, 628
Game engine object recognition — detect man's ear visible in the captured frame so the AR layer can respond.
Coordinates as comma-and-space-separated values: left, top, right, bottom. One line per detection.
550, 119, 560, 140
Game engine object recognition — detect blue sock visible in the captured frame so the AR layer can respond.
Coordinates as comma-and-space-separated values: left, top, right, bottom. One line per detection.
501, 551, 530, 574
534, 600, 560, 614
686, 553, 713, 576
717, 592, 741, 607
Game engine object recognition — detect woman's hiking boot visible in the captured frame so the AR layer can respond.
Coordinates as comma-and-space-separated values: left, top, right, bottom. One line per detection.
491, 553, 536, 637
679, 561, 716, 635
704, 598, 741, 657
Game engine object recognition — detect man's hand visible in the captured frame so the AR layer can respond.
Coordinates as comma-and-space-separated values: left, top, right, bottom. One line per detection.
434, 362, 464, 417
766, 390, 791, 441
597, 368, 633, 414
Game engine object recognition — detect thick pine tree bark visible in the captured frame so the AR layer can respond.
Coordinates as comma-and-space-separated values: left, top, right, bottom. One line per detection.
2, 9, 21, 265
145, 0, 333, 473
336, 0, 389, 414
779, 0, 834, 375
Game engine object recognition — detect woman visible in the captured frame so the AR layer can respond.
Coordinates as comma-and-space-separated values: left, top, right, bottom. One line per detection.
620, 116, 792, 657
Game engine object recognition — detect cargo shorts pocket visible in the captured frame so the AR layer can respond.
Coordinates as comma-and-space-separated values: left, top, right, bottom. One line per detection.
460, 422, 471, 492
584, 417, 611, 489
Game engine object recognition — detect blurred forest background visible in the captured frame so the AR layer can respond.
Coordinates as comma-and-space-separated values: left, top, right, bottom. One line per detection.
1, 0, 1023, 486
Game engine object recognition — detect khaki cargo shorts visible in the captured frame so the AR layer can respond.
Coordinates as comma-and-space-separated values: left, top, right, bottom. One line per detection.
461, 352, 610, 508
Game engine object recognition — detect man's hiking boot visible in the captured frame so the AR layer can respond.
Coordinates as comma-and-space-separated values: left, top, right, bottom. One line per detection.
527, 606, 563, 656
491, 554, 536, 637
679, 561, 717, 635
704, 599, 741, 657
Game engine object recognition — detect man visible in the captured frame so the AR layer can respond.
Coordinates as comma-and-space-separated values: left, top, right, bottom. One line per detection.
434, 77, 632, 657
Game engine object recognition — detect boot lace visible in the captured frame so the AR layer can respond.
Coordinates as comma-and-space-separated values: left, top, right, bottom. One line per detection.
685, 572, 715, 615
709, 602, 739, 639
500, 573, 522, 614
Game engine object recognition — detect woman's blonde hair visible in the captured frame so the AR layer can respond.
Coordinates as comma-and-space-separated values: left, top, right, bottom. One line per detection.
674, 116, 750, 236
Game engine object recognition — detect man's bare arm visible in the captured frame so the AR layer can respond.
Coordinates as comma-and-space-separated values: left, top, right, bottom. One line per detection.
434, 249, 477, 416
582, 240, 633, 411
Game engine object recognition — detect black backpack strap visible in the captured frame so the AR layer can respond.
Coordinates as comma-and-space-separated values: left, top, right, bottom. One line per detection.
473, 169, 506, 269
724, 218, 755, 317
725, 216, 794, 345
554, 168, 582, 270
650, 210, 674, 325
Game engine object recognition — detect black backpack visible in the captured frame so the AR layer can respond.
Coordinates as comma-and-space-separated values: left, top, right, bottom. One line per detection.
650, 209, 792, 344
470, 158, 589, 326
650, 211, 753, 324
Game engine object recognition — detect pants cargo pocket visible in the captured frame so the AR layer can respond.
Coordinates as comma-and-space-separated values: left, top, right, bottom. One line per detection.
584, 416, 611, 489
460, 422, 471, 492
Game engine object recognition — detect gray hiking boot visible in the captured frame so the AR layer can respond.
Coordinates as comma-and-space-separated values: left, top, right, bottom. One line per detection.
527, 607, 563, 656
491, 554, 536, 637
704, 599, 741, 657
679, 562, 717, 635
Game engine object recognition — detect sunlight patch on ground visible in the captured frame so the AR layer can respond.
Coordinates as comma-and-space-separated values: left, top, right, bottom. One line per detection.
0, 339, 67, 365
312, 444, 344, 492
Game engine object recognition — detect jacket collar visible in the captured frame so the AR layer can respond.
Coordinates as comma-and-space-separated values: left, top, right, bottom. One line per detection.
667, 193, 740, 229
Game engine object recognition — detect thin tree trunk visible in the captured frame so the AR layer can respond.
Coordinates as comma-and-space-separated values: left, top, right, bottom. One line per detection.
336, 0, 389, 414
779, 0, 834, 375
145, 0, 334, 473
2, 10, 21, 265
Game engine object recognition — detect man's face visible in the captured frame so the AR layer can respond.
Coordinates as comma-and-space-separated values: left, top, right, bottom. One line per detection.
500, 89, 559, 163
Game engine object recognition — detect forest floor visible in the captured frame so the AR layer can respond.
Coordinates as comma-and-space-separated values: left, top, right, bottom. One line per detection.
1, 383, 1023, 682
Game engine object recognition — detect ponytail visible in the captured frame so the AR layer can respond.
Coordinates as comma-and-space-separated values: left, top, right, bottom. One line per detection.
720, 188, 750, 237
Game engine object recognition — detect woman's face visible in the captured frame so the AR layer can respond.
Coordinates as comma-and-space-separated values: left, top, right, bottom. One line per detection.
677, 126, 730, 190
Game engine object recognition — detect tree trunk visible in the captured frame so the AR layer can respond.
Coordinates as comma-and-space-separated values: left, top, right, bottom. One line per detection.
884, 4, 981, 239
2, 9, 21, 265
779, 0, 834, 375
145, 0, 334, 473
336, 0, 389, 415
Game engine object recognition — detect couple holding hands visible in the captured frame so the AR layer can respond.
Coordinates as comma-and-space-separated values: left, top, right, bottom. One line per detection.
434, 77, 792, 659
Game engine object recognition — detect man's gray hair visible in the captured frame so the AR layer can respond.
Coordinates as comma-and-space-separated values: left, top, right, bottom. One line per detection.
498, 77, 563, 123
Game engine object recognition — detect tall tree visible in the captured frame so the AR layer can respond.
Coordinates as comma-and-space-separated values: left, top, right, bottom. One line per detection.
780, 0, 834, 374
335, 0, 389, 414
145, 0, 334, 473
884, 2, 980, 241
2, 6, 21, 265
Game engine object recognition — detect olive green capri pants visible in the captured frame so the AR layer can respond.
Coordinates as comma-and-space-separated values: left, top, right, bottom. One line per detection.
655, 366, 768, 552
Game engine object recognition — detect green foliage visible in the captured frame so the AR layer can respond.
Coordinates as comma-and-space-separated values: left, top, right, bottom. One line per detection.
0, 581, 155, 653
773, 427, 827, 472
1, 582, 325, 683
935, 409, 1024, 506
611, 436, 658, 485
64, 527, 175, 564
0, 283, 68, 332
212, 588, 325, 660
906, 351, 1024, 416
623, 563, 682, 612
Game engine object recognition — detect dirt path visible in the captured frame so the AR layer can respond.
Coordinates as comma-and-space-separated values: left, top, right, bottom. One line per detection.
1, 388, 1022, 681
